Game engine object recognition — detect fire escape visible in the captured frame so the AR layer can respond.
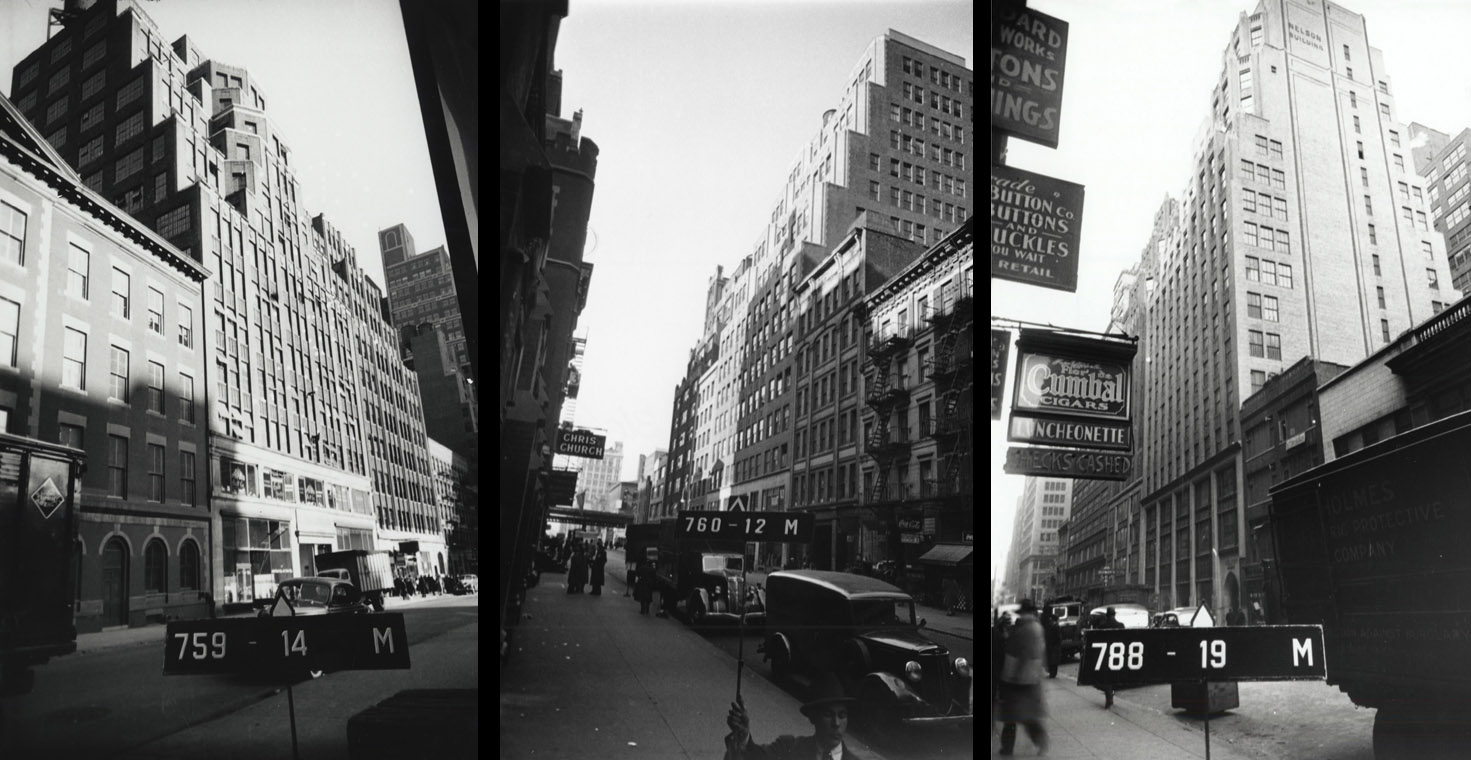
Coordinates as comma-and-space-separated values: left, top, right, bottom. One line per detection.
864, 321, 913, 504
924, 284, 974, 501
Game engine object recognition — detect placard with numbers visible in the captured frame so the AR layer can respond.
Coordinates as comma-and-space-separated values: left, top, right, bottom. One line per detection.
676, 509, 813, 543
1076, 625, 1325, 687
163, 614, 411, 675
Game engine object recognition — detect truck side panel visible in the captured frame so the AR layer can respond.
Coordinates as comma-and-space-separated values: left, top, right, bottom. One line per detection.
1271, 411, 1471, 703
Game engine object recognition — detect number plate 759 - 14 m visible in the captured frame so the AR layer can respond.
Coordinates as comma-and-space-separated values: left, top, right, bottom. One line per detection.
163, 614, 410, 675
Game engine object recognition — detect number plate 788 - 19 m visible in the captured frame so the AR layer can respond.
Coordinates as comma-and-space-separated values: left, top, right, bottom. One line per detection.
163, 614, 410, 675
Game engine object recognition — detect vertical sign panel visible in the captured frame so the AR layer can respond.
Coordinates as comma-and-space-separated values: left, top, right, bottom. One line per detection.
991, 329, 1011, 420
991, 6, 1068, 148
991, 165, 1085, 292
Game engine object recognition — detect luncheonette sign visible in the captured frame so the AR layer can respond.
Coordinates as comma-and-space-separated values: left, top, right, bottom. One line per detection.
991, 5, 1068, 149
991, 165, 1084, 293
1008, 413, 1131, 451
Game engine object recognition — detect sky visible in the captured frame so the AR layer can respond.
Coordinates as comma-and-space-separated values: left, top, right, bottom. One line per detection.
556, 0, 974, 481
989, 0, 1471, 590
0, 0, 448, 290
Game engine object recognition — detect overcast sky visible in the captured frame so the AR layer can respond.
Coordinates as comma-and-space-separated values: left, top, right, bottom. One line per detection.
0, 0, 448, 290
990, 0, 1471, 587
556, 0, 973, 480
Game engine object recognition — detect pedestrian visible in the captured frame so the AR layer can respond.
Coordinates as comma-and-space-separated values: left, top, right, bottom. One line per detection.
417, 576, 428, 597
568, 547, 588, 594
1042, 608, 1062, 679
991, 609, 1010, 733
1226, 606, 1247, 626
1093, 607, 1127, 708
997, 599, 1048, 756
634, 560, 655, 614
724, 673, 864, 759
589, 545, 607, 596
943, 577, 961, 615
393, 576, 405, 600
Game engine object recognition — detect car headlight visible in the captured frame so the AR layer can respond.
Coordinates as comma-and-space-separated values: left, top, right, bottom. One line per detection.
954, 657, 971, 678
905, 660, 922, 682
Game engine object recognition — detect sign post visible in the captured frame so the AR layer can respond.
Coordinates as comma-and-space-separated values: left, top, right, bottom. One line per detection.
1078, 625, 1326, 760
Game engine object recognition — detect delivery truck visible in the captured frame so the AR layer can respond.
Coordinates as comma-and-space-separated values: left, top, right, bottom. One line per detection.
0, 432, 85, 695
313, 549, 395, 612
1269, 408, 1471, 760
631, 518, 763, 626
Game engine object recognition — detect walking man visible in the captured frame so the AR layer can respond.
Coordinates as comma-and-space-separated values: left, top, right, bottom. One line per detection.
1094, 607, 1127, 708
997, 599, 1048, 756
589, 545, 607, 596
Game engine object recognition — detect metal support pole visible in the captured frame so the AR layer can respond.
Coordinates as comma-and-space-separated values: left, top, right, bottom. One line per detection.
735, 567, 747, 702
286, 682, 300, 760
1202, 683, 1212, 760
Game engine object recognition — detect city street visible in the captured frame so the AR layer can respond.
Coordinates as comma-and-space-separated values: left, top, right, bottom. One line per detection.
608, 548, 973, 760
988, 657, 1376, 759
0, 593, 478, 759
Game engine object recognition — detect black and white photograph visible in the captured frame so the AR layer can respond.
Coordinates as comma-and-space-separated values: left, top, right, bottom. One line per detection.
992, 1, 1471, 758
502, 0, 974, 758
0, 0, 478, 757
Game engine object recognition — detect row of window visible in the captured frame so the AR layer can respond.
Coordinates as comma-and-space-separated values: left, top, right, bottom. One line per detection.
1242, 191, 1287, 221
1247, 329, 1282, 360
1242, 221, 1290, 253
59, 420, 199, 505
1245, 291, 1279, 322
1244, 255, 1294, 288
1240, 160, 1286, 189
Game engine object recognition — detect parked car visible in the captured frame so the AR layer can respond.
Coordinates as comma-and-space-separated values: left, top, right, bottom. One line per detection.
1046, 598, 1086, 660
456, 574, 478, 593
1151, 606, 1201, 628
1088, 603, 1152, 629
759, 570, 972, 735
256, 577, 371, 679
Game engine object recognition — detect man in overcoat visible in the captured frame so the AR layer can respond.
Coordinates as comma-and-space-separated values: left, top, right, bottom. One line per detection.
998, 599, 1048, 756
724, 673, 864, 760
589, 546, 608, 595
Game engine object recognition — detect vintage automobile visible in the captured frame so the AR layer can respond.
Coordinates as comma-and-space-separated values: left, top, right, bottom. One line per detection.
1046, 597, 1086, 660
257, 577, 372, 678
457, 574, 478, 594
759, 571, 972, 733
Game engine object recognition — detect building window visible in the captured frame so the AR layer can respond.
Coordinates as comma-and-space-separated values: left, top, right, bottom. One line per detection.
1357, 141, 1365, 159
108, 435, 127, 497
1423, 241, 1434, 258
81, 69, 106, 100
1245, 256, 1259, 281
1266, 333, 1281, 360
1350, 91, 1358, 108
1279, 263, 1293, 289
109, 346, 129, 402
869, 153, 879, 171
1376, 286, 1386, 309
180, 450, 196, 506
1380, 102, 1390, 117
62, 244, 89, 301
1429, 268, 1440, 289
1353, 115, 1360, 134
1381, 318, 1391, 343
1247, 292, 1262, 319
1373, 254, 1382, 276
80, 102, 104, 132
47, 67, 70, 95
0, 297, 17, 368
1255, 134, 1268, 155
1271, 169, 1284, 189
1361, 167, 1369, 187
116, 76, 144, 109
115, 147, 145, 183
62, 328, 86, 390
0, 201, 25, 266
1390, 130, 1401, 148
1416, 210, 1428, 231
79, 135, 104, 166
179, 371, 196, 423
1368, 224, 1377, 244
1346, 66, 1353, 79
1249, 330, 1264, 357
1364, 195, 1373, 215
144, 538, 166, 591
157, 206, 191, 238
115, 111, 146, 146
146, 288, 164, 334
112, 268, 130, 318
58, 423, 83, 450
148, 443, 165, 501
147, 361, 165, 413
83, 40, 106, 69
1263, 295, 1279, 322
46, 98, 68, 125
178, 303, 193, 348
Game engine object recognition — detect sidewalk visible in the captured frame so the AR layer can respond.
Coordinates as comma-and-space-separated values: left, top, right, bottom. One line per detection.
73, 588, 454, 655
988, 675, 1257, 759
502, 565, 891, 759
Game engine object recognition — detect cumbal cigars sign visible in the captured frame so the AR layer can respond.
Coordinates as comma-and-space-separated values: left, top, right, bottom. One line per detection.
991, 164, 1084, 293
1013, 350, 1129, 421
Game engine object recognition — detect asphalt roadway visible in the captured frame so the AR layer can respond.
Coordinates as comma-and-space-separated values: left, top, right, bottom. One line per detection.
0, 591, 478, 759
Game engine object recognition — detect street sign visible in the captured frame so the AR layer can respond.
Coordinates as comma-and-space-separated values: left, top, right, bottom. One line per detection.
991, 165, 1085, 292
1077, 625, 1326, 688
676, 509, 812, 543
727, 494, 748, 512
991, 4, 1068, 149
163, 614, 411, 675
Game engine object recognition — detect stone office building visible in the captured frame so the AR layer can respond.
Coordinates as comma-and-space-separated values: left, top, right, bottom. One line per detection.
0, 89, 210, 631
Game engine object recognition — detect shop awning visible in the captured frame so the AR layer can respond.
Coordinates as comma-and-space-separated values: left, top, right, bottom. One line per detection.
916, 544, 974, 567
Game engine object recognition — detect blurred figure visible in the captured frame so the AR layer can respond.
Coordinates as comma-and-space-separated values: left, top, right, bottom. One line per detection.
568, 548, 588, 594
589, 545, 608, 596
1093, 607, 1127, 708
997, 599, 1048, 756
1041, 608, 1062, 678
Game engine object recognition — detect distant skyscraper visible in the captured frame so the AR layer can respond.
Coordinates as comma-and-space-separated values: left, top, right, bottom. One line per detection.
1408, 123, 1471, 294
1110, 0, 1459, 615
379, 223, 476, 458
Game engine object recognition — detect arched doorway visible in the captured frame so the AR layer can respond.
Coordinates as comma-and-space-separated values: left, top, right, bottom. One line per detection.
101, 538, 129, 627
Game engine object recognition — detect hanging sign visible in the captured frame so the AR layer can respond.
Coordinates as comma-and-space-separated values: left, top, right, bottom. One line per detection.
991, 165, 1084, 293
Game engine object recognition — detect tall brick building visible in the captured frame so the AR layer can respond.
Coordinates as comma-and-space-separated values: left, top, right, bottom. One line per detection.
8, 0, 440, 608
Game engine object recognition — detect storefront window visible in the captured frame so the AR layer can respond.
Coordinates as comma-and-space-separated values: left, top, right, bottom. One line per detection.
220, 516, 294, 604
220, 457, 257, 496
263, 467, 296, 501
299, 476, 324, 505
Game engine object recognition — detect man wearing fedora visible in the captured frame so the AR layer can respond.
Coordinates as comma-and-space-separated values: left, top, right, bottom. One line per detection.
724, 673, 864, 760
